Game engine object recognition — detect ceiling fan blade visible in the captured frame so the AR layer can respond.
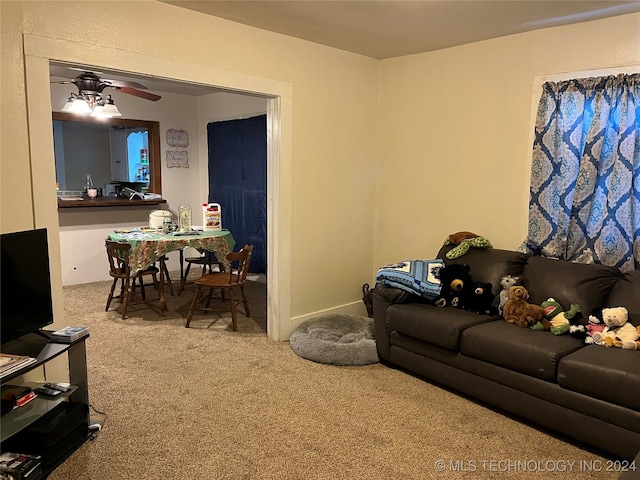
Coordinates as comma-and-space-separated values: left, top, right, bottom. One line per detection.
101, 78, 150, 90
50, 77, 74, 84
117, 87, 162, 101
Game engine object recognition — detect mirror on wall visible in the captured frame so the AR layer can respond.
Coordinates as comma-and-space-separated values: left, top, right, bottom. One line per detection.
52, 112, 161, 195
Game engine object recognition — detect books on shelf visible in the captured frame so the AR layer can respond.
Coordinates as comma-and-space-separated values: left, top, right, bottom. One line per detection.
0, 452, 43, 480
50, 326, 89, 343
0, 354, 37, 379
1, 385, 37, 408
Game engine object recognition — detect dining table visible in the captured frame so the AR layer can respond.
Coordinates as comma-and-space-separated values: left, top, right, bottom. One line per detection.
107, 227, 235, 314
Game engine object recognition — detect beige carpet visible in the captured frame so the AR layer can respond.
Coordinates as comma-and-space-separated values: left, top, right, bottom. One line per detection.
48, 275, 620, 480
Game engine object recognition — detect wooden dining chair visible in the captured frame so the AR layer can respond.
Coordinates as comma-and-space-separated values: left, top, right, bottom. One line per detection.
105, 239, 161, 319
158, 255, 175, 296
185, 245, 254, 331
178, 250, 223, 295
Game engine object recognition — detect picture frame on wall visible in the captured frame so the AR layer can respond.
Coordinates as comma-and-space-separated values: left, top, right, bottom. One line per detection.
166, 150, 189, 168
166, 127, 189, 147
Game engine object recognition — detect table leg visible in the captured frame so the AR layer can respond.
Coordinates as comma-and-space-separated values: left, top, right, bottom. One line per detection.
159, 256, 168, 314
179, 250, 184, 282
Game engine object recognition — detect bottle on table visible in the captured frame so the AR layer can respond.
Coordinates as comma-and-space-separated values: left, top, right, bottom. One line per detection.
202, 203, 222, 231
179, 204, 192, 232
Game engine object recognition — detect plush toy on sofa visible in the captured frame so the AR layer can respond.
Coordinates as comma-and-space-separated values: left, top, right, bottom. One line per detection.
628, 326, 640, 350
434, 263, 473, 309
446, 231, 480, 245
443, 231, 493, 260
584, 315, 606, 344
492, 275, 521, 317
620, 325, 640, 350
591, 306, 639, 349
538, 298, 581, 335
465, 281, 496, 315
569, 309, 605, 344
503, 285, 548, 329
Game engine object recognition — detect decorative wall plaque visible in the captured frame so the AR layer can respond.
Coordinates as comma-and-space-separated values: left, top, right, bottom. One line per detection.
166, 127, 189, 147
166, 150, 189, 168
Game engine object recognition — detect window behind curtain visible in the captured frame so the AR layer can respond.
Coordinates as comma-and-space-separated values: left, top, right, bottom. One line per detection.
524, 73, 639, 272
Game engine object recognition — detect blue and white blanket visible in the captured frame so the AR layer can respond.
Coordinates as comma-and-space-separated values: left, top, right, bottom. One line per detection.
375, 259, 444, 300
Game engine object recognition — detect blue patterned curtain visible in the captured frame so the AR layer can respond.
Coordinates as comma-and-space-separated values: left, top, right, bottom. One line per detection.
525, 73, 640, 272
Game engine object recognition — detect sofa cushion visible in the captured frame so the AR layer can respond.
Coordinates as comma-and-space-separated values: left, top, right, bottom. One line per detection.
606, 270, 640, 326
558, 346, 640, 411
387, 303, 496, 351
522, 256, 620, 321
437, 245, 527, 297
460, 321, 584, 381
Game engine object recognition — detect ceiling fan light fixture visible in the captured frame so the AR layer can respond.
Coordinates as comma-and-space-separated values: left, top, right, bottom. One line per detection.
60, 96, 75, 113
62, 92, 121, 118
90, 104, 105, 117
64, 94, 92, 115
99, 95, 122, 117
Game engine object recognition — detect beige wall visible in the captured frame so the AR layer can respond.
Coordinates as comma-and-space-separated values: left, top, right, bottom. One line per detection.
375, 12, 640, 272
1, 1, 379, 340
2, 1, 639, 339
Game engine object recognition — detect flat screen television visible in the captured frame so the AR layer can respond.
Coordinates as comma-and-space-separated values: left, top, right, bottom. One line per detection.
1, 228, 54, 344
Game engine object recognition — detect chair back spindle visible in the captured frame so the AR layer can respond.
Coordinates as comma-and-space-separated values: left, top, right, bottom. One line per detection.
227, 246, 253, 286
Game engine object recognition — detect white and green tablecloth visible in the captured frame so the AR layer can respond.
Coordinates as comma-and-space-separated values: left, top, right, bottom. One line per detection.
108, 229, 235, 274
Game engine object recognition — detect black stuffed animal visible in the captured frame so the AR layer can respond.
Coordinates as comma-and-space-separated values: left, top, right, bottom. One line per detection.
435, 263, 473, 308
465, 281, 497, 315
569, 307, 604, 343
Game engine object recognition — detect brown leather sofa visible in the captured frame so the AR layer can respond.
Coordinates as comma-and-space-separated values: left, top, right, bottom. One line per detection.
373, 244, 640, 461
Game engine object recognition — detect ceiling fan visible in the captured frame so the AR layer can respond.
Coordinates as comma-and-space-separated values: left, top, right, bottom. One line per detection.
51, 70, 161, 117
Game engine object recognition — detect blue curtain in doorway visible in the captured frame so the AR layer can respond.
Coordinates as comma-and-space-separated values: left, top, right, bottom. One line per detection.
207, 114, 267, 273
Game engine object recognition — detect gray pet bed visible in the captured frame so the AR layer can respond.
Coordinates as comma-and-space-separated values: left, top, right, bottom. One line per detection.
289, 314, 379, 366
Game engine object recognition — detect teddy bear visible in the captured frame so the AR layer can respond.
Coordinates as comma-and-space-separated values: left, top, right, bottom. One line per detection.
591, 306, 639, 349
465, 281, 497, 315
503, 285, 548, 329
434, 263, 474, 309
492, 275, 521, 317
538, 298, 581, 335
446, 231, 480, 245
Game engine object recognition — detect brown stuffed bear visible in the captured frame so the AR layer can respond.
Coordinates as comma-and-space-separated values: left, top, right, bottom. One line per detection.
447, 231, 480, 245
503, 285, 549, 329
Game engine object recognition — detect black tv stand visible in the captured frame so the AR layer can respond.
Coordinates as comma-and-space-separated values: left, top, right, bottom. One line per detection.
1, 332, 90, 475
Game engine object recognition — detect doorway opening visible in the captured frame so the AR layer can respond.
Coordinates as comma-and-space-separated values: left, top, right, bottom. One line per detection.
51, 66, 270, 333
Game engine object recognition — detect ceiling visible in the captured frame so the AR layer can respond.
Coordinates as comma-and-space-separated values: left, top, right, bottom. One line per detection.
160, 0, 640, 59
50, 1, 640, 98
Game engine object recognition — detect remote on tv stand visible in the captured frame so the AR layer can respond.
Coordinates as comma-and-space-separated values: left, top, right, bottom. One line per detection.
43, 383, 71, 393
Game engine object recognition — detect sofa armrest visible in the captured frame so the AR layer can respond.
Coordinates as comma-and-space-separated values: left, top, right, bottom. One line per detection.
373, 292, 392, 361
617, 448, 640, 478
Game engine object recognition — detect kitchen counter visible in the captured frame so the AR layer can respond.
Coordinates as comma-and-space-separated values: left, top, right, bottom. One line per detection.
57, 196, 166, 208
